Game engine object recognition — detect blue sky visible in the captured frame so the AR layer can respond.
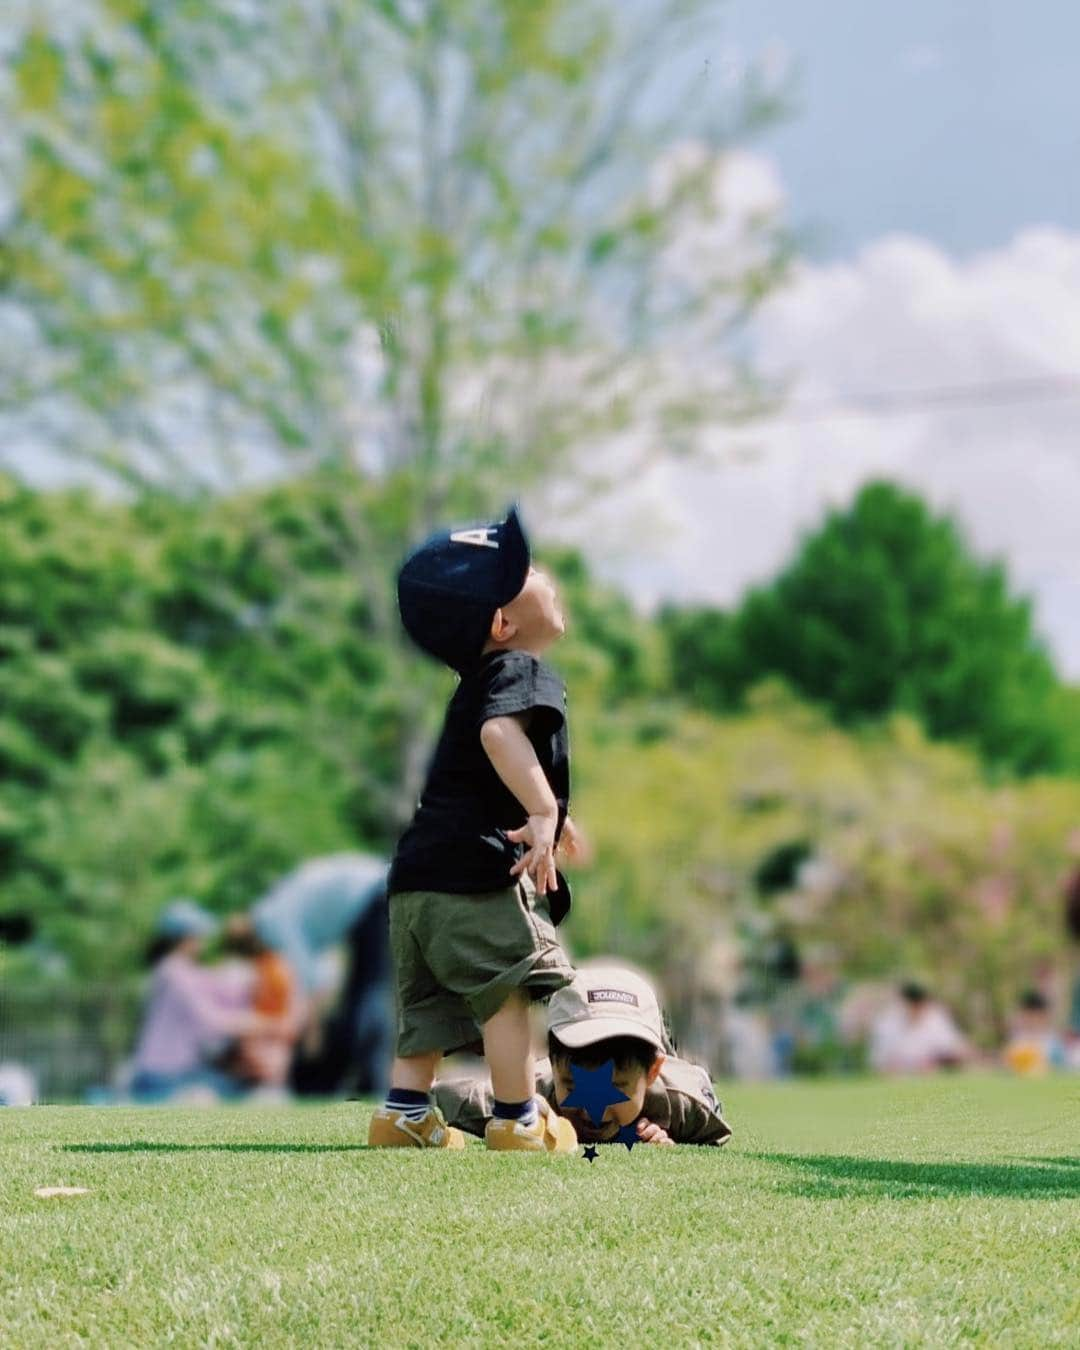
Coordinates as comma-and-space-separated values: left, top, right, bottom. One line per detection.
5, 2, 1080, 674
722, 0, 1080, 258
580, 2, 1080, 677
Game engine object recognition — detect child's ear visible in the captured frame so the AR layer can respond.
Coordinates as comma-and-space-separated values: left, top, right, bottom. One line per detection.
489, 608, 517, 643
646, 1054, 665, 1085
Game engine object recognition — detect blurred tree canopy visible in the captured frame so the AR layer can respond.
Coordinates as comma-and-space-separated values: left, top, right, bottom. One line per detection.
661, 482, 1072, 775
1, 0, 794, 833
574, 682, 1080, 1045
0, 471, 662, 977
1, 472, 1078, 1046
1, 0, 791, 520
2, 6, 1077, 1037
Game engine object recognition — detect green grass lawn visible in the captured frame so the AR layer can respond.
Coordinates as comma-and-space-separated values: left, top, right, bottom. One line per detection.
1, 1074, 1077, 1347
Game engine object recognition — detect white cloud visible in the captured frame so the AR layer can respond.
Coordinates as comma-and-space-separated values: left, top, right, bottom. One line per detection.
575, 193, 1080, 679
648, 143, 786, 299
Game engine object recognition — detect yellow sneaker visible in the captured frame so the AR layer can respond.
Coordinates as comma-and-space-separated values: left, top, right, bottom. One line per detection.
484, 1098, 578, 1154
367, 1105, 466, 1150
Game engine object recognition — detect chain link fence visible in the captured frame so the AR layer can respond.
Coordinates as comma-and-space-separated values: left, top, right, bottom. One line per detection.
0, 977, 143, 1103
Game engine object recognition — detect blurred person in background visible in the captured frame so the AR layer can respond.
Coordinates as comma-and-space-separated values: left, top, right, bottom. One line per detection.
758, 930, 801, 1075
232, 853, 391, 1096
779, 945, 851, 1076
725, 988, 780, 1080
1064, 834, 1080, 1045
1002, 990, 1066, 1076
0, 1063, 37, 1106
221, 917, 304, 1091
868, 980, 971, 1075
130, 901, 274, 1103
665, 934, 739, 1074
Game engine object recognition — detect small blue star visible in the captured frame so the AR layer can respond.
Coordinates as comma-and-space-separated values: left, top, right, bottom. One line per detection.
560, 1061, 629, 1127
615, 1122, 640, 1152
583, 1143, 598, 1163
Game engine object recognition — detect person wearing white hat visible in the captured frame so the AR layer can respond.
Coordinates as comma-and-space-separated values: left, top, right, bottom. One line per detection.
434, 963, 732, 1147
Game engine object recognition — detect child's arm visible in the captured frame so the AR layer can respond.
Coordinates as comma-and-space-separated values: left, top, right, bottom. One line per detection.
479, 713, 559, 895
663, 1059, 733, 1145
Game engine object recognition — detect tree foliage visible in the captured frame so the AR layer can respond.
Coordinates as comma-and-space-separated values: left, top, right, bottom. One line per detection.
1, 475, 1077, 1045
1, 0, 795, 824
662, 482, 1068, 774
0, 472, 657, 977
1, 0, 791, 520
573, 683, 1080, 1046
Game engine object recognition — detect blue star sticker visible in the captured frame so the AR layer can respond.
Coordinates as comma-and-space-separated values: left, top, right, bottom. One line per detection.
583, 1143, 599, 1163
560, 1060, 629, 1128
615, 1122, 640, 1151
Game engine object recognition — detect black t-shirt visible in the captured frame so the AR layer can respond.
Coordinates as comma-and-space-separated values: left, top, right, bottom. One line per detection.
388, 650, 571, 900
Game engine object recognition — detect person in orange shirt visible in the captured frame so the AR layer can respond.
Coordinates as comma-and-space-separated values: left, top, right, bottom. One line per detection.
223, 918, 304, 1088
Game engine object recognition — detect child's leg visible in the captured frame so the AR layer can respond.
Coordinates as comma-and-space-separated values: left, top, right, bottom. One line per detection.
389, 1050, 441, 1093
481, 989, 534, 1103
480, 989, 576, 1153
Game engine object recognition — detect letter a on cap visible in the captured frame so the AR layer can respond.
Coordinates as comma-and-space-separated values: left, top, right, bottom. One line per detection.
449, 528, 499, 549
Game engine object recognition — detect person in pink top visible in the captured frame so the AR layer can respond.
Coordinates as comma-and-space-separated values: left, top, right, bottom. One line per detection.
130, 901, 273, 1102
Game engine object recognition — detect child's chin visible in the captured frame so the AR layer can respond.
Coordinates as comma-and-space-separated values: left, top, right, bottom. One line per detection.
560, 1112, 618, 1143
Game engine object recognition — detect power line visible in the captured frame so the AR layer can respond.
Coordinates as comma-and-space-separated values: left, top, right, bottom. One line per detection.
759, 374, 1080, 423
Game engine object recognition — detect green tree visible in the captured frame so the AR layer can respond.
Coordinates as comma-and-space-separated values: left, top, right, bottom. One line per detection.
0, 473, 368, 975
1048, 684, 1080, 774
571, 684, 1080, 1048
665, 482, 1063, 773
0, 473, 664, 976
658, 603, 741, 711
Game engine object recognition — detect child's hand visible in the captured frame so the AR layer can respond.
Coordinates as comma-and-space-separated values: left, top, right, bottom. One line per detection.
637, 1117, 675, 1146
507, 813, 559, 895
557, 815, 594, 868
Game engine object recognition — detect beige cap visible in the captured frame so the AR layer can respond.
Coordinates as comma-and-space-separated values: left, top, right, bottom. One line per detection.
547, 964, 666, 1053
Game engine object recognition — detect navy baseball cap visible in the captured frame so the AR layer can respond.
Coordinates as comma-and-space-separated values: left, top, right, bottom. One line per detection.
397, 506, 531, 671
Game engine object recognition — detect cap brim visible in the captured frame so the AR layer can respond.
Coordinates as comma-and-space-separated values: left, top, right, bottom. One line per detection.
496, 505, 531, 606
550, 1015, 665, 1053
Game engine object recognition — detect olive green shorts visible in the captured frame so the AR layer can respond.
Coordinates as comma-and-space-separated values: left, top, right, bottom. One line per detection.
388, 878, 575, 1058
